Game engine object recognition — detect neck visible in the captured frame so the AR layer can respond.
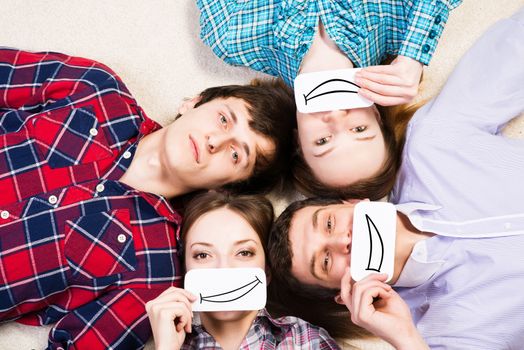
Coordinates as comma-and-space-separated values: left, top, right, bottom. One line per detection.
391, 213, 433, 284
119, 129, 190, 199
299, 20, 354, 74
200, 311, 258, 350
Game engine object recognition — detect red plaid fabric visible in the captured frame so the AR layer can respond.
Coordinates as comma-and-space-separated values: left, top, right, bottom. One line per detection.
0, 48, 183, 349
182, 309, 341, 349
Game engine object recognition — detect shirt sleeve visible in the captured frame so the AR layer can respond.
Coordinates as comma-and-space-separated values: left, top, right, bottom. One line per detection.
398, 0, 462, 65
196, 0, 279, 75
416, 8, 524, 131
46, 288, 160, 350
0, 48, 131, 133
196, 0, 240, 63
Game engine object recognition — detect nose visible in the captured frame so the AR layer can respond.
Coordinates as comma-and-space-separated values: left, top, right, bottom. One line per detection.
207, 133, 233, 153
331, 232, 351, 254
321, 109, 346, 122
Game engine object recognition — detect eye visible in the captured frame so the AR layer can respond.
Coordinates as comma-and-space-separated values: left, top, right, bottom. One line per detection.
231, 148, 239, 163
238, 250, 255, 257
219, 114, 228, 128
193, 252, 209, 260
326, 215, 334, 233
322, 251, 330, 272
315, 136, 331, 146
351, 125, 367, 133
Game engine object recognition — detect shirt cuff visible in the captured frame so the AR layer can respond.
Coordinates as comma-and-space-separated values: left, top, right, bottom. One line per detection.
398, 0, 462, 65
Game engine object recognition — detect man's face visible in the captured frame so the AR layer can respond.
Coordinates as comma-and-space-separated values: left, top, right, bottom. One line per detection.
289, 201, 362, 289
163, 97, 275, 190
296, 106, 386, 187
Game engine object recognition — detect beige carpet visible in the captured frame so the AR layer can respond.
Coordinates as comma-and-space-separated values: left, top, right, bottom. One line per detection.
0, 1, 522, 349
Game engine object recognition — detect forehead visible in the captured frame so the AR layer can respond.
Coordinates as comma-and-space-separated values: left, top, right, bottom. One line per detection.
222, 98, 276, 156
186, 207, 261, 245
289, 206, 321, 256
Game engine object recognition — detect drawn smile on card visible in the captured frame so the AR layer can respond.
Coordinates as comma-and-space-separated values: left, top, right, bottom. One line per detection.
364, 214, 385, 272
302, 79, 361, 106
199, 276, 262, 304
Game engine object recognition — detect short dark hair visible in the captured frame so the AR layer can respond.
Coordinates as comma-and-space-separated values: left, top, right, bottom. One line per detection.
180, 191, 274, 260
194, 78, 296, 194
266, 197, 371, 339
291, 106, 401, 200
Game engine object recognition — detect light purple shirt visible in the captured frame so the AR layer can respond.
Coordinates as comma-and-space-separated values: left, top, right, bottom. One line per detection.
392, 7, 524, 349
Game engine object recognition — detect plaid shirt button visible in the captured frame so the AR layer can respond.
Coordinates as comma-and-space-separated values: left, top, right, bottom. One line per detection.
123, 151, 132, 159
0, 210, 9, 219
48, 195, 58, 204
89, 128, 99, 137
96, 184, 105, 193
117, 234, 127, 243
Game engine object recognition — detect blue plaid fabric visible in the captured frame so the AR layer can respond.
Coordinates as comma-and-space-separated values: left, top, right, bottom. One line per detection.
197, 0, 462, 85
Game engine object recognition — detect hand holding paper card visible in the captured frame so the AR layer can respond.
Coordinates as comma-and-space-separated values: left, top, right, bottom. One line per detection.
184, 268, 267, 312
350, 202, 396, 283
294, 68, 373, 113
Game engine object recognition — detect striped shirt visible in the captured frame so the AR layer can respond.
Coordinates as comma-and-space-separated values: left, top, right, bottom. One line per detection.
393, 9, 524, 349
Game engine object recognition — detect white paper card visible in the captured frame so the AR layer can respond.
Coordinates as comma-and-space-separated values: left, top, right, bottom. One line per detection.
184, 268, 266, 312
293, 68, 373, 113
350, 202, 397, 283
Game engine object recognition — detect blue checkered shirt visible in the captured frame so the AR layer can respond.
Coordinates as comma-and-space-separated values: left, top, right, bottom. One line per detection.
197, 0, 462, 85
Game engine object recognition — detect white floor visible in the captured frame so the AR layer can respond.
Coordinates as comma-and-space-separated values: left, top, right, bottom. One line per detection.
0, 1, 522, 349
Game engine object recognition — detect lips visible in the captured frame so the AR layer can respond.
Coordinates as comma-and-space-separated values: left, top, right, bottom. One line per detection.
189, 135, 200, 163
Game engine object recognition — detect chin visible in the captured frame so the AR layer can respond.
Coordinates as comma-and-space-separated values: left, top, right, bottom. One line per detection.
206, 310, 253, 322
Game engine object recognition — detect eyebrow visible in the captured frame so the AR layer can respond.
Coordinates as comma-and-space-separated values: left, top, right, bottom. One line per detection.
234, 239, 257, 245
190, 242, 213, 249
356, 135, 376, 141
312, 207, 323, 230
309, 208, 324, 280
226, 105, 251, 164
190, 239, 257, 249
310, 250, 321, 281
315, 147, 334, 158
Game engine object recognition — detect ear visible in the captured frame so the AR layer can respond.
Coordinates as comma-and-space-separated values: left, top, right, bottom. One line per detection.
177, 96, 202, 115
334, 292, 344, 305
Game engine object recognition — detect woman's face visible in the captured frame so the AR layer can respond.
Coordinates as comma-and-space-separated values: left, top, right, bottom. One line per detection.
184, 207, 266, 321
296, 106, 386, 187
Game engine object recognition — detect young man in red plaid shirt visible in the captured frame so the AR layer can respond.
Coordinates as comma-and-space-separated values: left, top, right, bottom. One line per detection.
0, 48, 295, 349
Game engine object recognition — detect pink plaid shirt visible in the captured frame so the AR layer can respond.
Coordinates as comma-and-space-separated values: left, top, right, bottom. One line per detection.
181, 309, 340, 349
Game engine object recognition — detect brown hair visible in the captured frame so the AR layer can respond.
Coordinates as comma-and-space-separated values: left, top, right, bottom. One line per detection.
291, 103, 420, 200
266, 197, 371, 339
180, 191, 274, 259
179, 78, 296, 194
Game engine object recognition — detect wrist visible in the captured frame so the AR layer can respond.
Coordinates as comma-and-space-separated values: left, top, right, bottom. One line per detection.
392, 326, 428, 350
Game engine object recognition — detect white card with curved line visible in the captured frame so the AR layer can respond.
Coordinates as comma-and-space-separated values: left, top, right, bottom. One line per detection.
184, 268, 266, 312
293, 68, 373, 113
350, 202, 396, 283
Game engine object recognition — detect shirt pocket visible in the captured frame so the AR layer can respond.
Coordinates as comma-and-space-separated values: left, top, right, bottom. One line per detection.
64, 209, 137, 279
32, 106, 113, 168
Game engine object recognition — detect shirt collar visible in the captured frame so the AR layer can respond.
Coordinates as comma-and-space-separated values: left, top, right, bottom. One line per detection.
392, 202, 445, 288
393, 238, 445, 288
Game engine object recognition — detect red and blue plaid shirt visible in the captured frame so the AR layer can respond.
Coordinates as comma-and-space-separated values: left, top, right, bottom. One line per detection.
0, 48, 183, 349
182, 309, 340, 349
